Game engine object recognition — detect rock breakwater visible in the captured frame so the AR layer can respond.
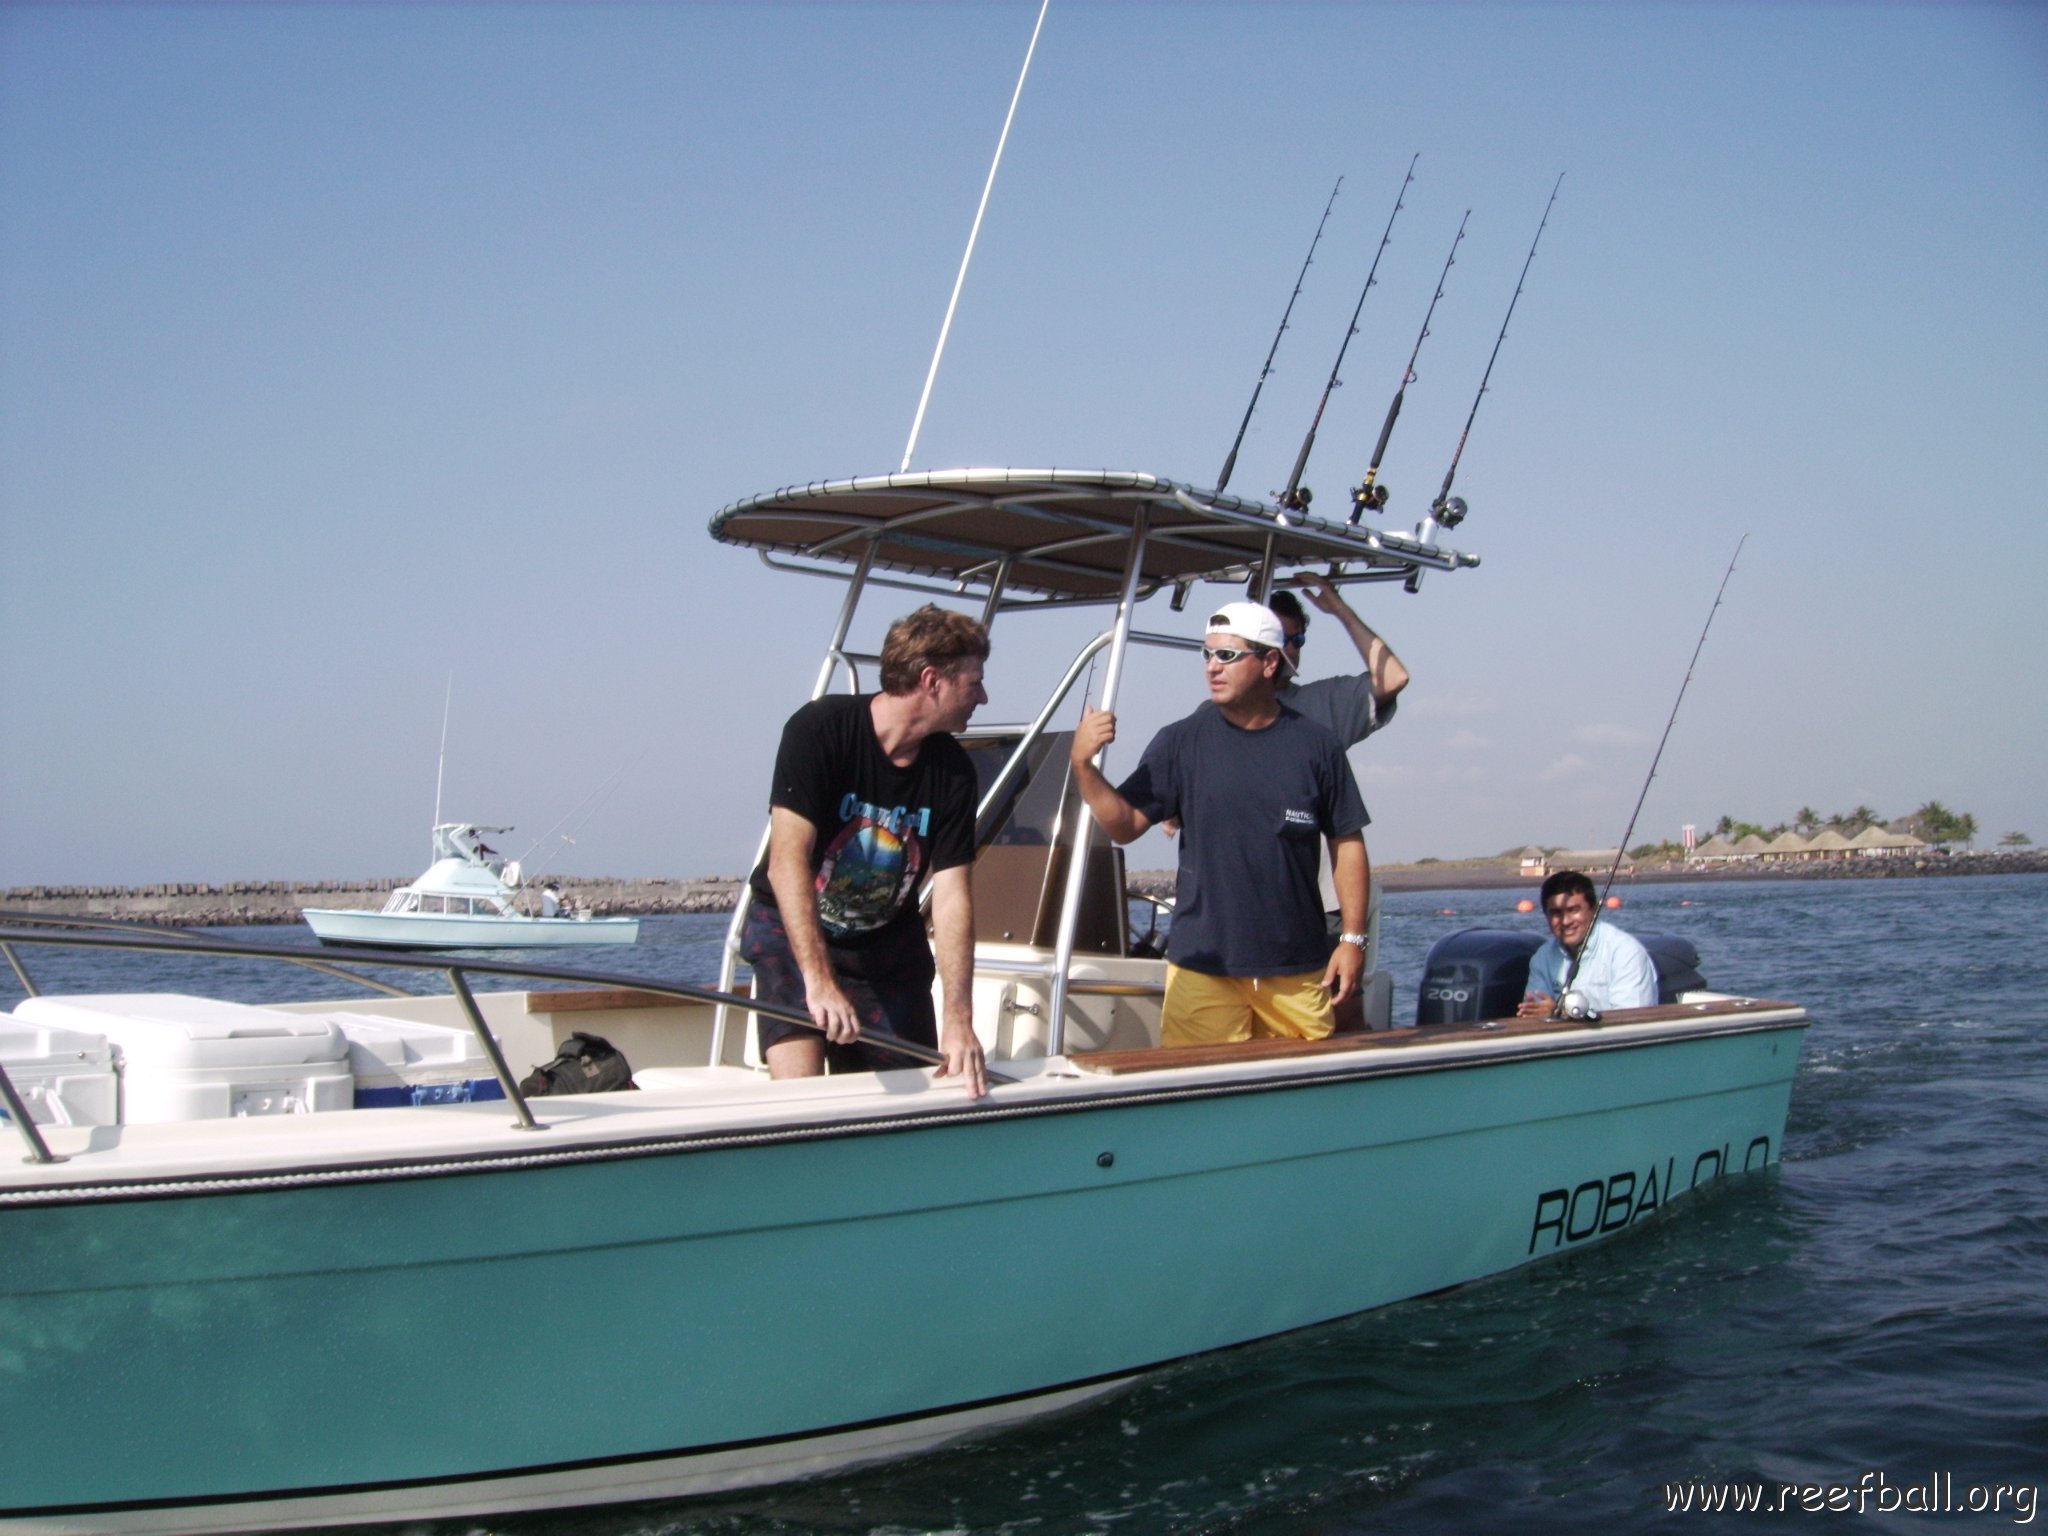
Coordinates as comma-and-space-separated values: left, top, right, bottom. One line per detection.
5, 852, 2038, 929
1, 877, 748, 929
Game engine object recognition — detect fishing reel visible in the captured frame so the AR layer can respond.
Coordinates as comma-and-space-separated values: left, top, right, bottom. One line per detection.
1432, 495, 1468, 529
1350, 482, 1389, 522
1558, 990, 1601, 1022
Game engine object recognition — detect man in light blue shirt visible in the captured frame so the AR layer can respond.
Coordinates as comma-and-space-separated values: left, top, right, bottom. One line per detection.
1517, 869, 1658, 1017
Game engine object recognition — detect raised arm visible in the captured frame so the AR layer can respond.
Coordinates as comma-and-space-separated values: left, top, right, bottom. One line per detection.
1293, 571, 1410, 704
1068, 706, 1154, 845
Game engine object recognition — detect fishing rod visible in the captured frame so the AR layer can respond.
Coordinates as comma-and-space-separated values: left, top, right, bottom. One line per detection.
1554, 536, 1747, 1018
513, 751, 641, 879
431, 672, 453, 857
1348, 209, 1468, 525
1215, 176, 1343, 493
1427, 172, 1563, 534
1277, 153, 1418, 515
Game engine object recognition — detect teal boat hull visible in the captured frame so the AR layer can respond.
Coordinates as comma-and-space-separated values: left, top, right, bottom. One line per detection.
0, 1019, 1802, 1532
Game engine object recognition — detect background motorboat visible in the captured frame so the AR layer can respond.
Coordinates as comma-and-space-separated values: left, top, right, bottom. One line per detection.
301, 823, 640, 949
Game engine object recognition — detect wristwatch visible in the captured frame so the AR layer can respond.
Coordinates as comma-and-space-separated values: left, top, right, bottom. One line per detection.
1338, 932, 1368, 948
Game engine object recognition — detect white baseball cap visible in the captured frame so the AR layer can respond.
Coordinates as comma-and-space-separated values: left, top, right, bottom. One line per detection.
1206, 600, 1288, 651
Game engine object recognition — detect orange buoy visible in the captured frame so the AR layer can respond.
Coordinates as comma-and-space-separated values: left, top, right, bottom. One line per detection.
1516, 898, 1535, 913
1605, 895, 1623, 909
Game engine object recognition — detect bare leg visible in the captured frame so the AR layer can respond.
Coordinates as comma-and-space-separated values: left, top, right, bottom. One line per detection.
765, 1035, 827, 1080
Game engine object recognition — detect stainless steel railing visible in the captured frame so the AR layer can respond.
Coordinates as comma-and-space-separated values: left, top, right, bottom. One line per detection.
0, 920, 1002, 1166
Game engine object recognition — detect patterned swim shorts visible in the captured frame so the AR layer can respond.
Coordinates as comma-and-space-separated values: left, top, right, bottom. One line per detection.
741, 902, 938, 1073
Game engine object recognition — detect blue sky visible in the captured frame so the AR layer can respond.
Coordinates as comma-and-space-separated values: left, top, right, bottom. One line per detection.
3, 1, 2043, 886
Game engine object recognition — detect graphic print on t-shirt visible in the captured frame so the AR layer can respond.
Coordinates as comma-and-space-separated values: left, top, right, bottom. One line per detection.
814, 794, 929, 937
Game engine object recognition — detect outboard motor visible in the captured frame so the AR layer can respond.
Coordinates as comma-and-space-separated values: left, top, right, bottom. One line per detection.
1636, 934, 1706, 1000
1416, 929, 1543, 1025
1416, 926, 1709, 1025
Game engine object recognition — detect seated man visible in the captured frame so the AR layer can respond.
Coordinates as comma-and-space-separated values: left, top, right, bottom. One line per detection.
1069, 601, 1370, 1047
1517, 869, 1658, 1017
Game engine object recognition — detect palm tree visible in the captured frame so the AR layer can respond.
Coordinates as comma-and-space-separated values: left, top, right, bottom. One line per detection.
1794, 806, 1820, 834
2000, 831, 2032, 848
1909, 799, 1953, 841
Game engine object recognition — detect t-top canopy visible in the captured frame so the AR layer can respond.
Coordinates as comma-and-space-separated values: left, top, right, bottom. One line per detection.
709, 468, 1478, 604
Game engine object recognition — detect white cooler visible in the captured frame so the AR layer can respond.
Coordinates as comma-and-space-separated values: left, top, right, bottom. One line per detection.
13, 993, 353, 1123
0, 1015, 119, 1128
326, 1012, 506, 1108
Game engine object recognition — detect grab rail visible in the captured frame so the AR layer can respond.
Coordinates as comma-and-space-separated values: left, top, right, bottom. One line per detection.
0, 923, 1010, 1165
0, 910, 419, 1000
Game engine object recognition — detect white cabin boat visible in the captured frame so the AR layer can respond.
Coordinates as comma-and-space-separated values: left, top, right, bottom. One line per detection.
301, 823, 639, 949
0, 469, 1805, 1535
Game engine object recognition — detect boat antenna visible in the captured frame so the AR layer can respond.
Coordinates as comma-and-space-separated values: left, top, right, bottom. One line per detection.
898, 0, 1050, 473
1557, 535, 1746, 1015
1348, 209, 1468, 525
1428, 173, 1563, 532
432, 672, 452, 855
1215, 175, 1343, 493
1278, 153, 1417, 515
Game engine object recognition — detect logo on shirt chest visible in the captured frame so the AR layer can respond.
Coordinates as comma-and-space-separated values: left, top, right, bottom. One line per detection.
837, 794, 931, 837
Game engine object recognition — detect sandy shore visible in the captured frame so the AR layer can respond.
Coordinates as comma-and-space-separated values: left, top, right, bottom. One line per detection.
4, 851, 2039, 928
1372, 851, 2047, 891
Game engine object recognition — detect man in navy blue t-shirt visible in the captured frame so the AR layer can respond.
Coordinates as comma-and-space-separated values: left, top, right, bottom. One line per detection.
1070, 601, 1371, 1047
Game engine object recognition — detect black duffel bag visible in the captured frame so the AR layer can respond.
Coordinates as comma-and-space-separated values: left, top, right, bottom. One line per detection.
521, 1031, 634, 1095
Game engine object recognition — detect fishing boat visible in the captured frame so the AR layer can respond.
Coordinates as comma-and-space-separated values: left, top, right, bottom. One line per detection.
0, 468, 1806, 1535
300, 822, 640, 949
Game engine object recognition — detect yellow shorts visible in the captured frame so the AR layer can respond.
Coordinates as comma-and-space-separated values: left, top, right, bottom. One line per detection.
1161, 963, 1336, 1048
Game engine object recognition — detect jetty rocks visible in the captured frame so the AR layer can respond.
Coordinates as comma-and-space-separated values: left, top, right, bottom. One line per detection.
4, 852, 2040, 930
0, 877, 748, 929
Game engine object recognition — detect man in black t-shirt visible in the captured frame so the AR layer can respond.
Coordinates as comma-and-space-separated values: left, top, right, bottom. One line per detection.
743, 604, 990, 1097
1070, 601, 1370, 1048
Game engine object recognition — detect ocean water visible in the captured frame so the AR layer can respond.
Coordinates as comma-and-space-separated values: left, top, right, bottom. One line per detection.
4, 875, 2042, 1532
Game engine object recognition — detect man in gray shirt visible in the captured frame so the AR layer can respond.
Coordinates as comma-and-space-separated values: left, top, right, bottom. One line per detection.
1268, 572, 1410, 745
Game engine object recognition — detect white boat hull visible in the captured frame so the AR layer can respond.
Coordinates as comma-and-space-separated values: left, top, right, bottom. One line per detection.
300, 907, 640, 948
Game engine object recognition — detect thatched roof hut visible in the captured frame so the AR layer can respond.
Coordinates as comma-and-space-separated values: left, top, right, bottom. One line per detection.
1848, 825, 1926, 855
